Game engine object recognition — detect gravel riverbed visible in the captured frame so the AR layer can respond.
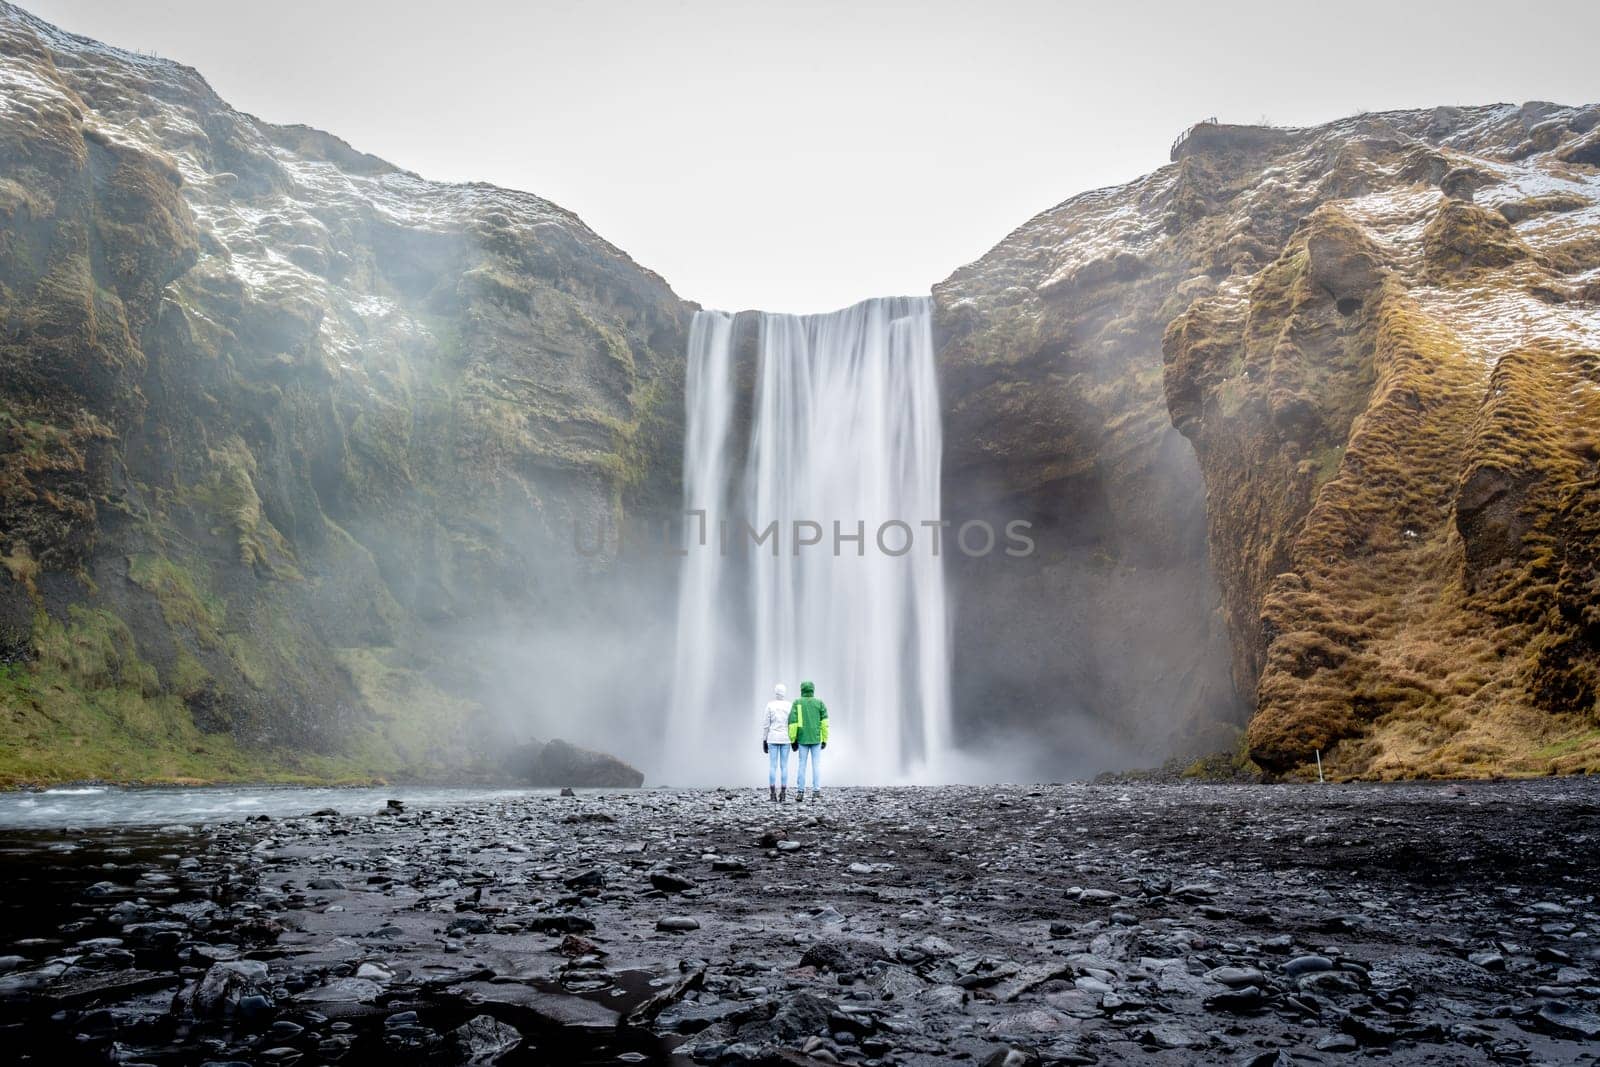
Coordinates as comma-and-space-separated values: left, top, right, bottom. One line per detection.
4, 780, 1600, 1065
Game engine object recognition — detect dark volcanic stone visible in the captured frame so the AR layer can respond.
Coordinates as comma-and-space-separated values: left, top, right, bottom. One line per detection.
190, 960, 271, 1018
526, 915, 596, 934
651, 872, 696, 893
739, 991, 838, 1043
564, 870, 606, 891
1283, 954, 1334, 978
452, 1013, 522, 1062
1534, 1000, 1600, 1039
506, 739, 645, 788
454, 981, 620, 1032
801, 938, 892, 973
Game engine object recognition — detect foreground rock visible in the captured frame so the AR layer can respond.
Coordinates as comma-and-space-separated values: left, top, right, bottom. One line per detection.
4, 779, 1600, 1064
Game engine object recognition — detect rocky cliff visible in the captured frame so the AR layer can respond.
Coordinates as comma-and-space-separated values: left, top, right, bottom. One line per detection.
933, 171, 1241, 771
937, 104, 1600, 779
0, 3, 689, 784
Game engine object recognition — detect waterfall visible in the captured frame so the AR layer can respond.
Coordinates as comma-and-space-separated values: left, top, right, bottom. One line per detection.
670, 296, 951, 785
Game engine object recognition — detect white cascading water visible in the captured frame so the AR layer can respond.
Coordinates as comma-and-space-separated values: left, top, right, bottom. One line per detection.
671, 296, 951, 784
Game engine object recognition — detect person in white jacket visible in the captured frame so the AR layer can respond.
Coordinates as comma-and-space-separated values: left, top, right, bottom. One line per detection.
761, 683, 792, 802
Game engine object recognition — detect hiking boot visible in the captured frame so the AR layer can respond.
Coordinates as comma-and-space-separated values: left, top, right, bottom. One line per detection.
779, 786, 786, 802
796, 791, 805, 804
769, 785, 778, 802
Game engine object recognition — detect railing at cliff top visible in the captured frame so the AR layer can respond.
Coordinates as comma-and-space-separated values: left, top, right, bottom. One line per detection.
1170, 117, 1220, 161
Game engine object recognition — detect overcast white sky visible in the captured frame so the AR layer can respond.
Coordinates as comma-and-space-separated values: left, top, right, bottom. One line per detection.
23, 0, 1600, 312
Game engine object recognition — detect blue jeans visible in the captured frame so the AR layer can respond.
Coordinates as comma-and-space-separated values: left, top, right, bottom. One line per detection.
767, 742, 789, 786
796, 744, 820, 791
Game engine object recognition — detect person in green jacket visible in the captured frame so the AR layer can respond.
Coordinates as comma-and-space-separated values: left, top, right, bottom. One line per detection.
787, 680, 829, 802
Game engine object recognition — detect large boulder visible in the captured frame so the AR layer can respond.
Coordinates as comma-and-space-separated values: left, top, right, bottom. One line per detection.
504, 739, 644, 788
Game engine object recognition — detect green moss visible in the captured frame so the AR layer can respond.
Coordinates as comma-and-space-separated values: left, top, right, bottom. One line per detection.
348, 404, 413, 478
0, 607, 448, 788
1305, 443, 1346, 491
331, 647, 477, 778
1182, 731, 1264, 781
1422, 200, 1530, 280
1534, 729, 1600, 760
127, 553, 223, 647
576, 308, 636, 375
460, 265, 533, 314
222, 632, 269, 689
189, 437, 301, 578
0, 607, 242, 786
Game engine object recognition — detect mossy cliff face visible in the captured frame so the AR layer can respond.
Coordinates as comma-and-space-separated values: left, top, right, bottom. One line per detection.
938, 103, 1600, 779
0, 4, 689, 785
1159, 105, 1600, 778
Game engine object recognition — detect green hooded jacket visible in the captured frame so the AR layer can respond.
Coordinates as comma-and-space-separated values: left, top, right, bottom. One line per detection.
787, 681, 829, 745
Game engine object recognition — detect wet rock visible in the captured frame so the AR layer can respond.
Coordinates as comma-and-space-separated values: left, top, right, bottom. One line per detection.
625, 964, 707, 1026
1142, 1023, 1208, 1049
451, 1014, 522, 1062
1533, 999, 1600, 1039
295, 976, 382, 1006
801, 938, 892, 973
1207, 966, 1265, 988
455, 981, 620, 1032
658, 915, 701, 932
650, 872, 696, 893
1283, 954, 1334, 977
990, 1008, 1069, 1035
1073, 889, 1119, 905
922, 984, 968, 1011
41, 968, 179, 1005
564, 869, 606, 891
189, 960, 271, 1018
525, 915, 596, 934
739, 991, 837, 1043
559, 934, 604, 957
1205, 985, 1266, 1012
1299, 970, 1361, 995
562, 812, 616, 825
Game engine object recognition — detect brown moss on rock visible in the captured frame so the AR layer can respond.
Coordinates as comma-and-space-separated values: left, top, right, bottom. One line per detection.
1421, 200, 1532, 280
1235, 298, 1600, 777
1143, 104, 1600, 779
1244, 289, 1485, 771
1162, 208, 1383, 705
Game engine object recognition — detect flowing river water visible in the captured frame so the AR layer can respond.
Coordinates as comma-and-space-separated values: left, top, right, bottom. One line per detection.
0, 785, 557, 830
